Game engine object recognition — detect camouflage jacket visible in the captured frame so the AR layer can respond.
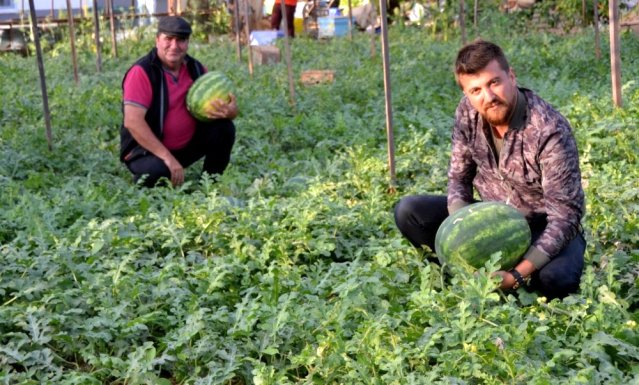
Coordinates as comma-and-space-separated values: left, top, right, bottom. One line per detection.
447, 87, 585, 269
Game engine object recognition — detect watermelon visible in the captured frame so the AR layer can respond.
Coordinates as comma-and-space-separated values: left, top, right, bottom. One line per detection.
434, 201, 531, 272
186, 71, 234, 121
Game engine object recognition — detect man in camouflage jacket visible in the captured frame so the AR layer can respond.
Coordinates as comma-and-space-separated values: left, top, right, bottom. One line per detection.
394, 40, 586, 300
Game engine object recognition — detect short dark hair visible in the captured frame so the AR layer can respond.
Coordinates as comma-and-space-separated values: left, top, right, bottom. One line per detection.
454, 40, 510, 88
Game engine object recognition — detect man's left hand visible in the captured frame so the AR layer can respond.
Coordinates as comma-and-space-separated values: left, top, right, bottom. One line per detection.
492, 259, 536, 290
208, 93, 238, 120
492, 270, 516, 290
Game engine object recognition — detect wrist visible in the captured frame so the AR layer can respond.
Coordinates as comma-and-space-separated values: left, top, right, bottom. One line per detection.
508, 268, 531, 290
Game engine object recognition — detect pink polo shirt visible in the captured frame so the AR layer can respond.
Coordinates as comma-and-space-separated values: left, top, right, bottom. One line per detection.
123, 64, 205, 150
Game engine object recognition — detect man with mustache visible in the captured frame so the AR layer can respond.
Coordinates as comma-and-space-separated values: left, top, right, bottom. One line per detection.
394, 40, 586, 300
120, 16, 238, 187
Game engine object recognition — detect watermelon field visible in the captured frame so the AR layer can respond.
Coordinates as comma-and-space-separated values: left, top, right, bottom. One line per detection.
1, 8, 639, 384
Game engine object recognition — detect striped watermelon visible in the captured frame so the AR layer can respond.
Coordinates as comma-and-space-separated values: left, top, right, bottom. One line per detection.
186, 71, 234, 121
434, 201, 531, 272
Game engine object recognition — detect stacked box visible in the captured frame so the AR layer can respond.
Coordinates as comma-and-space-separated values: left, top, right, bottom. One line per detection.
251, 45, 281, 65
317, 16, 351, 38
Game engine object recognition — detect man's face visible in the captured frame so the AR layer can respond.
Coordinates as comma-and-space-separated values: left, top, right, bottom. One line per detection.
458, 59, 518, 127
155, 33, 189, 68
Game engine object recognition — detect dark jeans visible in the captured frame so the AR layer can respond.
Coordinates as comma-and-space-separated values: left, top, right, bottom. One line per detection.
394, 194, 586, 300
125, 119, 236, 187
271, 3, 296, 37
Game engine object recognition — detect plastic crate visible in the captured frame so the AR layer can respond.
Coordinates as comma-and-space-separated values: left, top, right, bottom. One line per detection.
317, 16, 351, 38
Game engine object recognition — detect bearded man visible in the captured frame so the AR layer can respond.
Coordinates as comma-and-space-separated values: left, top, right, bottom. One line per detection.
394, 40, 586, 300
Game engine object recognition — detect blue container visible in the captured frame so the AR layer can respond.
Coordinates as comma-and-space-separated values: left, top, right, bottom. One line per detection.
249, 30, 284, 46
317, 16, 351, 38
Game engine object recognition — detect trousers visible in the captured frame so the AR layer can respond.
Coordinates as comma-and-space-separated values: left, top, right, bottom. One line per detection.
394, 194, 586, 300
125, 119, 236, 187
271, 3, 296, 37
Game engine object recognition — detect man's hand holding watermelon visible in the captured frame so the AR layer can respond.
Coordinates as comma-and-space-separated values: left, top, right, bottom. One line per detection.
206, 94, 238, 120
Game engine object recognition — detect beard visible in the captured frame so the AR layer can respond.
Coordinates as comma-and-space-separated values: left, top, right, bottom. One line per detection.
482, 98, 514, 126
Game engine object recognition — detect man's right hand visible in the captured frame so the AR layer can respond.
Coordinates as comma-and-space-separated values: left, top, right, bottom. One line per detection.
162, 154, 184, 186
124, 104, 185, 186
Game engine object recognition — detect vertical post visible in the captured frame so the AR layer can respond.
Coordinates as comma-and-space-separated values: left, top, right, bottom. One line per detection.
378, 0, 396, 187
370, 31, 376, 57
243, 0, 254, 76
107, 0, 118, 57
608, 0, 622, 107
593, 0, 601, 59
279, 0, 296, 106
255, 0, 264, 29
347, 0, 353, 40
92, 0, 102, 72
28, 0, 53, 150
459, 0, 466, 45
65, 0, 80, 84
234, 0, 242, 61
473, 0, 478, 28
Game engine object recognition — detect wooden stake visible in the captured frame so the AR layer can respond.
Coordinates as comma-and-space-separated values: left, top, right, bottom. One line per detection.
378, 0, 396, 187
65, 0, 80, 84
28, 0, 53, 150
279, 0, 296, 107
459, 0, 466, 45
608, 0, 622, 107
234, 0, 242, 62
347, 0, 353, 40
255, 0, 264, 29
92, 0, 102, 72
107, 0, 118, 57
370, 31, 376, 57
594, 0, 601, 59
473, 0, 478, 28
243, 0, 254, 76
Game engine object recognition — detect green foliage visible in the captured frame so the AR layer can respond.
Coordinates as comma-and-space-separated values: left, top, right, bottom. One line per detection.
1, 18, 638, 385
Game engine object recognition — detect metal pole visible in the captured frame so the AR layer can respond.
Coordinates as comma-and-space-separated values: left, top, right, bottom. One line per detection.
378, 0, 395, 187
65, 0, 80, 83
28, 0, 53, 150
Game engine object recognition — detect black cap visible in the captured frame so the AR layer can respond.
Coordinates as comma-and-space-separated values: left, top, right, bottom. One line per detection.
157, 16, 192, 38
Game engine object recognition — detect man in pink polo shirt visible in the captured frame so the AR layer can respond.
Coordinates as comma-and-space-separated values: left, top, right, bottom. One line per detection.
120, 16, 238, 187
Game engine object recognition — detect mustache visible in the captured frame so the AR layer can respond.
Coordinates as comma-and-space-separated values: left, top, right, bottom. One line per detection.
484, 99, 506, 109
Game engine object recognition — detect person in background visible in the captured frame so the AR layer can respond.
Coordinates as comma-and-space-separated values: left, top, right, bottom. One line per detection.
394, 39, 586, 300
271, 0, 298, 37
120, 16, 238, 188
